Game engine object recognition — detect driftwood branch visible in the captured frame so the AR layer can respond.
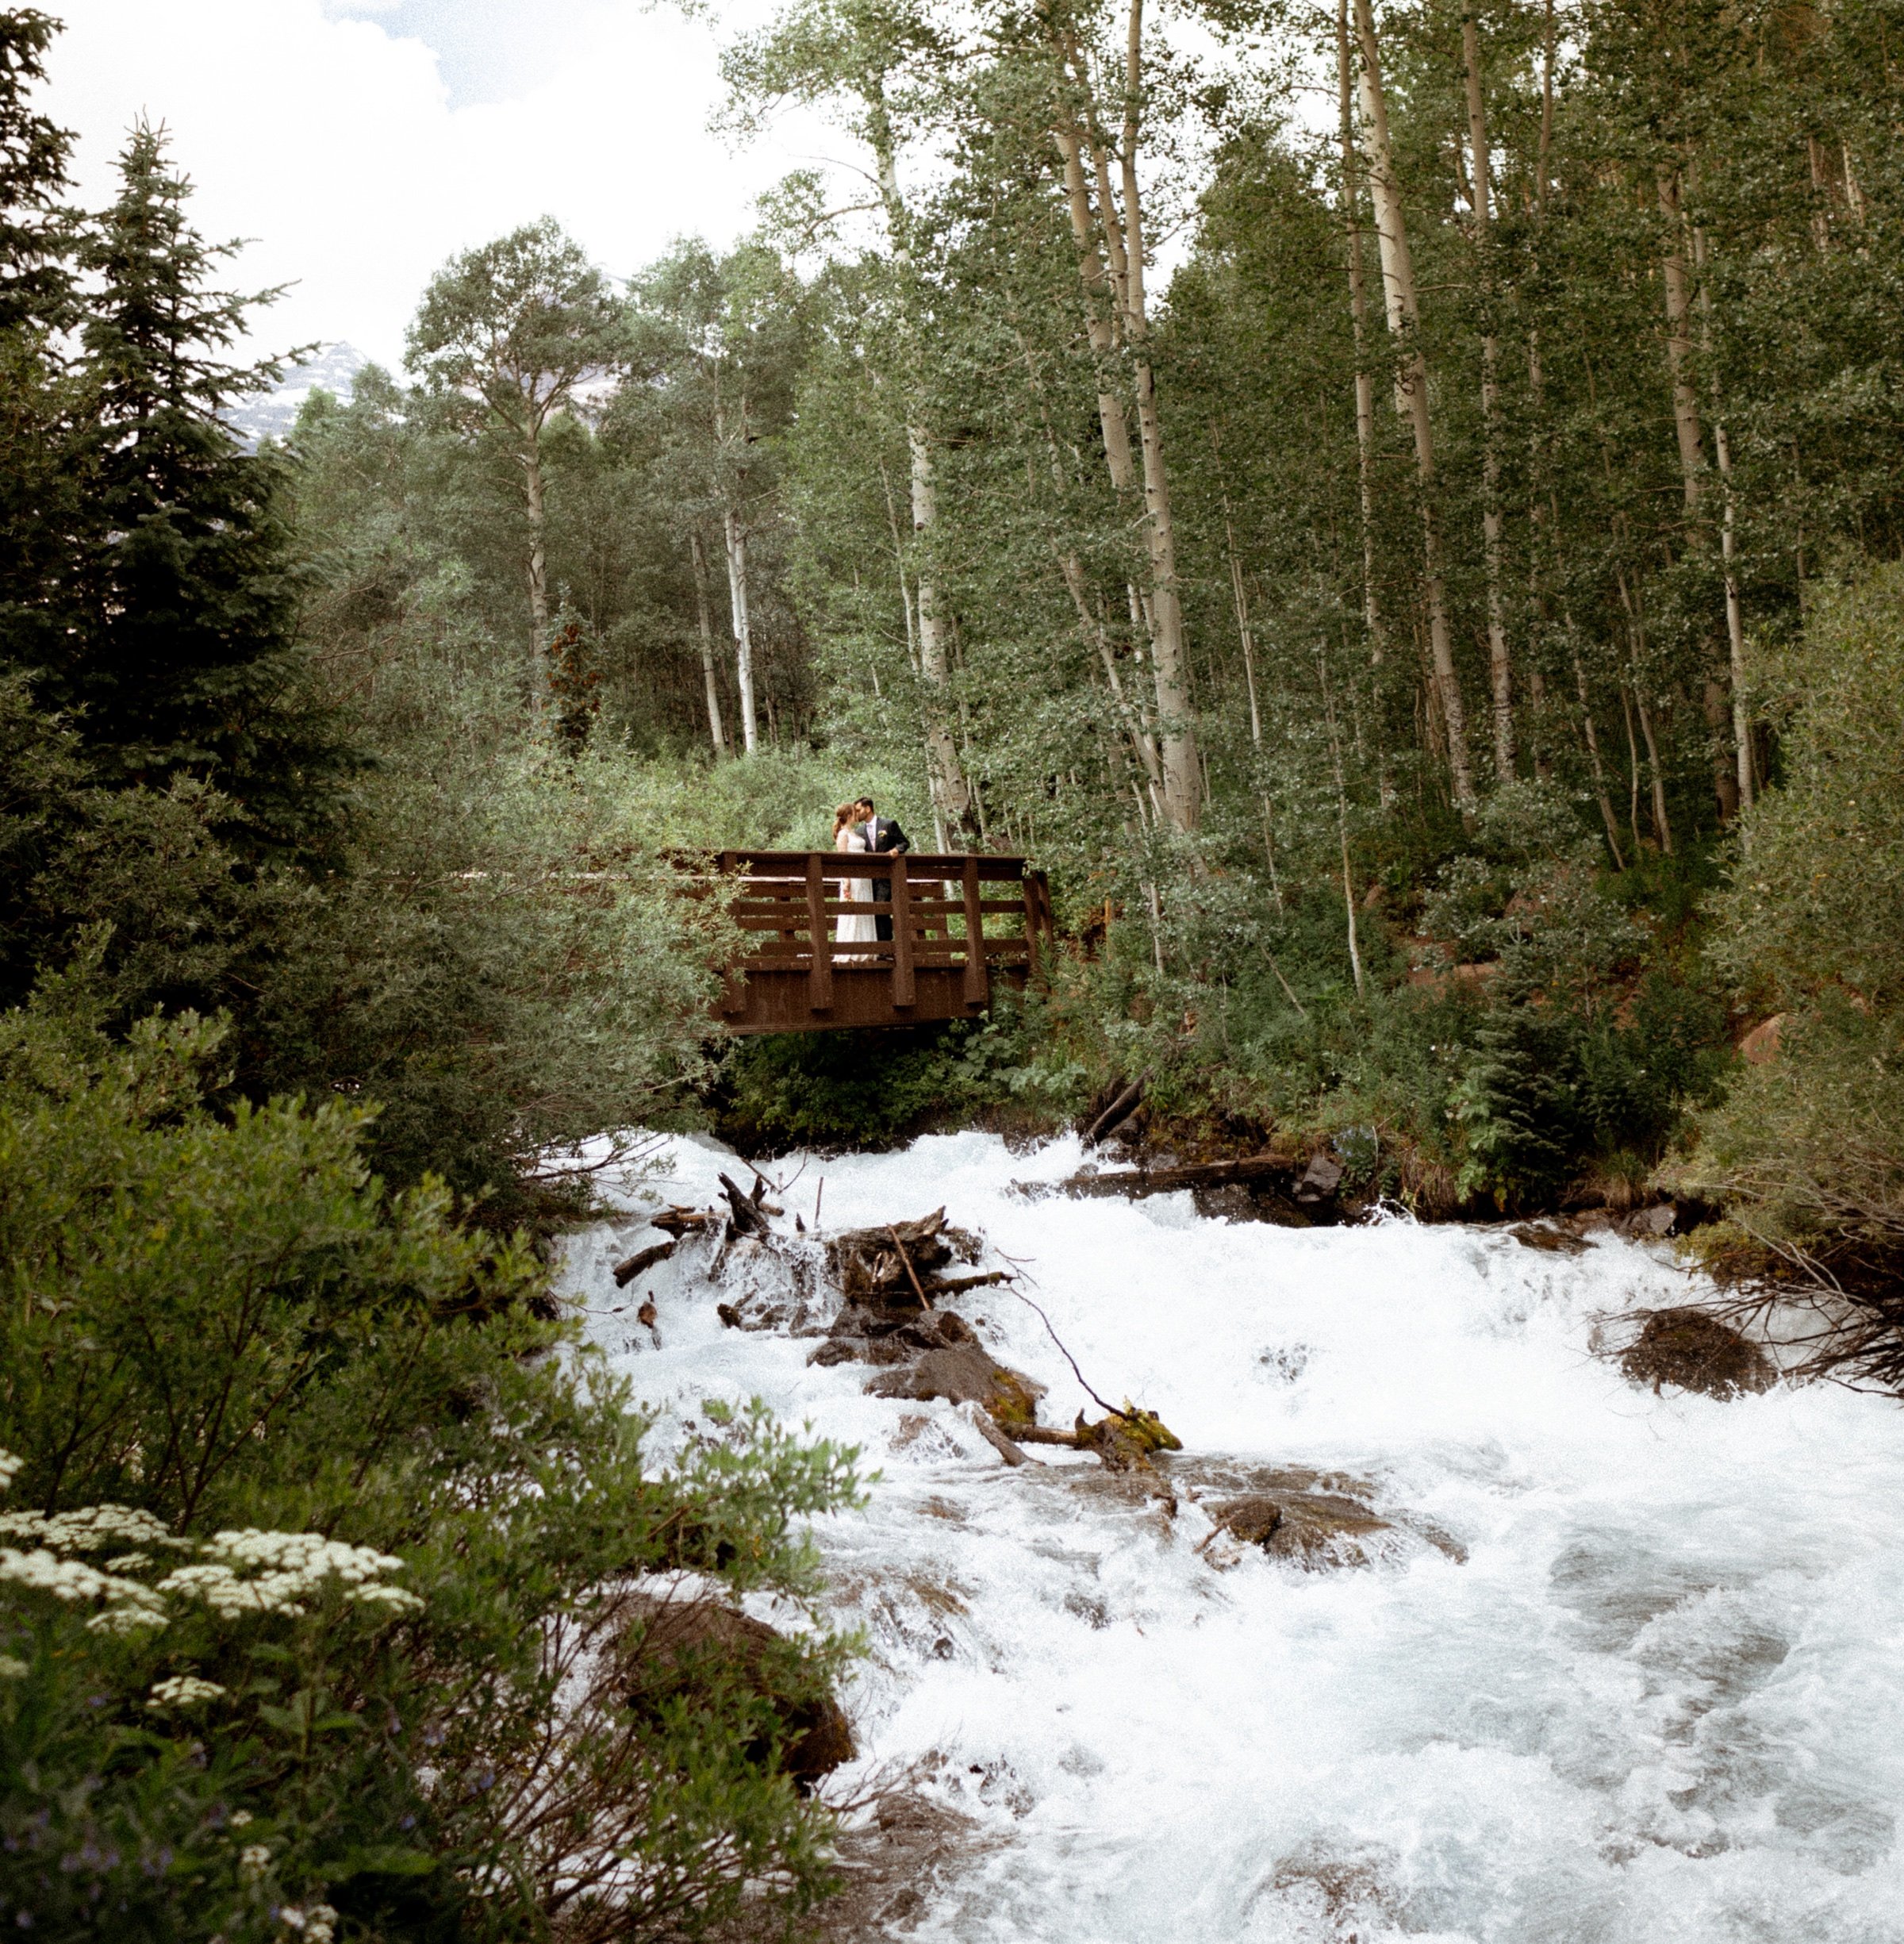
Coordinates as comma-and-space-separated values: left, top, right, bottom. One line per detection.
1083, 1070, 1149, 1147
886, 1225, 932, 1308
612, 1239, 677, 1289
718, 1174, 771, 1236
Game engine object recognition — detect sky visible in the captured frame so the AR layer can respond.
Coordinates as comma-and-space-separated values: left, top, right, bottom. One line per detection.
43, 0, 822, 369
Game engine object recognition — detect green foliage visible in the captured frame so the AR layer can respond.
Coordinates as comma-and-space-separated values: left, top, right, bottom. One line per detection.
1684, 566, 1904, 1265
54, 125, 348, 843
719, 995, 1072, 1143
0, 990, 861, 1942
405, 217, 624, 441
1714, 566, 1904, 1009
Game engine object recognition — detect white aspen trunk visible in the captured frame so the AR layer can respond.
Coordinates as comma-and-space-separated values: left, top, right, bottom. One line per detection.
1335, 0, 1390, 686
1052, 121, 1138, 493
1636, 687, 1672, 854
1618, 683, 1644, 856
1842, 141, 1866, 222
1714, 413, 1752, 810
908, 422, 977, 836
1806, 135, 1833, 249
877, 459, 923, 677
1656, 171, 1706, 509
1571, 636, 1627, 869
1223, 510, 1262, 745
875, 133, 977, 839
721, 505, 759, 755
1319, 655, 1365, 998
1614, 562, 1673, 855
1352, 0, 1475, 810
1062, 551, 1161, 793
1691, 223, 1754, 813
1462, 14, 1514, 781
522, 438, 550, 705
689, 530, 730, 759
1115, 0, 1200, 832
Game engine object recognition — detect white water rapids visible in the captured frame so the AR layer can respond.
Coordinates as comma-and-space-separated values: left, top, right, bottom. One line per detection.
559, 1130, 1904, 1942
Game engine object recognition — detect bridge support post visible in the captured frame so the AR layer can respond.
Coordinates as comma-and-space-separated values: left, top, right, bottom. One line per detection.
961, 857, 989, 1008
806, 855, 833, 1012
890, 854, 915, 1009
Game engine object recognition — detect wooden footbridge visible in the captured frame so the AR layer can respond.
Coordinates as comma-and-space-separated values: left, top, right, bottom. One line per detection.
708, 850, 1056, 1034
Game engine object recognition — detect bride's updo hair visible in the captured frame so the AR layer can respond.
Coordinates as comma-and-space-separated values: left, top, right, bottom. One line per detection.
832, 801, 861, 836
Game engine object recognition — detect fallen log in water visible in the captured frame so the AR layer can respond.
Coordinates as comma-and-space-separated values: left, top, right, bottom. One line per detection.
1057, 1153, 1303, 1200
613, 1239, 677, 1288
650, 1204, 715, 1239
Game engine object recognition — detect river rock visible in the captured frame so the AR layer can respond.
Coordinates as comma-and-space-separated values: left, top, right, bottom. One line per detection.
617, 1593, 854, 1788
865, 1343, 1046, 1433
1620, 1307, 1775, 1399
1207, 1487, 1395, 1567
1209, 1494, 1284, 1545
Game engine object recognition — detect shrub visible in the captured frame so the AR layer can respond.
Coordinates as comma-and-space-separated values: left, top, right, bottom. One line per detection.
0, 986, 861, 1942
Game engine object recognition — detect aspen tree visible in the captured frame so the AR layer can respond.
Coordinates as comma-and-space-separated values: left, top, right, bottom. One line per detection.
875, 129, 978, 838
723, 0, 977, 828
689, 530, 731, 758
407, 221, 623, 703
1350, 0, 1475, 810
1045, 0, 1200, 832
1658, 165, 1743, 820
720, 494, 760, 754
1461, 12, 1514, 779
1334, 0, 1389, 696
1691, 221, 1753, 812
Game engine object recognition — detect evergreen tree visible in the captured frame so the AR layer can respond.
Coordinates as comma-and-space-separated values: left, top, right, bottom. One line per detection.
0, 9, 75, 682
55, 125, 347, 848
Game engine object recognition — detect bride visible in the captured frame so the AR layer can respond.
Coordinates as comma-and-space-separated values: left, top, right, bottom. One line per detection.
832, 802, 877, 962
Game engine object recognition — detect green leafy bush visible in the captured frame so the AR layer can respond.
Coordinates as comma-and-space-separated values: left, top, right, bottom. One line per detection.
1683, 566, 1904, 1296
0, 989, 860, 1942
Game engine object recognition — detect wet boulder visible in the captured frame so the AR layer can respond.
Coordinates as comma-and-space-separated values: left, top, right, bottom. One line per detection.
1207, 1494, 1284, 1546
618, 1594, 854, 1789
1620, 1307, 1775, 1399
1194, 1468, 1452, 1572
1260, 1489, 1397, 1569
865, 1343, 1046, 1434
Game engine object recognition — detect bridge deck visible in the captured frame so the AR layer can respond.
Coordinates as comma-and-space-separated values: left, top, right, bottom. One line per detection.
707, 850, 1054, 1034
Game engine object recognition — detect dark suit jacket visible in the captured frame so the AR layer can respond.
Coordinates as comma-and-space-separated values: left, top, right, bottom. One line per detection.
867, 816, 910, 855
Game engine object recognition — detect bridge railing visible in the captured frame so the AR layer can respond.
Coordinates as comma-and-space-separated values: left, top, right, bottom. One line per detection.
700, 850, 1054, 1031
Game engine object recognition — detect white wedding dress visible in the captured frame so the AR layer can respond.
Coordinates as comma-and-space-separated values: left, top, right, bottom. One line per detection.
835, 825, 877, 960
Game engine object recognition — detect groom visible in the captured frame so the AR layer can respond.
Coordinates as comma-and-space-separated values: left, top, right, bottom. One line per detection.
855, 797, 911, 942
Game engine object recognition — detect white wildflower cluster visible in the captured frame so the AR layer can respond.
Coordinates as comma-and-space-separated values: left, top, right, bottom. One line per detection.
0, 1457, 421, 1631
238, 1842, 273, 1877
0, 1546, 169, 1632
276, 1904, 338, 1942
0, 1654, 28, 1678
155, 1531, 421, 1619
147, 1674, 226, 1709
0, 1504, 181, 1553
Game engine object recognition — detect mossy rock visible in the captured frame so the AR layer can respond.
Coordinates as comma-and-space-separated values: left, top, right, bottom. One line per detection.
1620, 1307, 1775, 1399
865, 1343, 1046, 1432
618, 1594, 854, 1788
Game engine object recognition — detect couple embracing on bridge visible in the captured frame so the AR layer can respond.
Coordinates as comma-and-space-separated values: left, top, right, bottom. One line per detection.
831, 797, 910, 957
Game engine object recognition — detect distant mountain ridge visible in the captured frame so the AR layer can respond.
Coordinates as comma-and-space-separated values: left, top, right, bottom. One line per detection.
228, 342, 367, 447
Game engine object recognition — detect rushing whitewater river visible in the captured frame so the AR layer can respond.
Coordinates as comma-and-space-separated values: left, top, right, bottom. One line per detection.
559, 1130, 1904, 1943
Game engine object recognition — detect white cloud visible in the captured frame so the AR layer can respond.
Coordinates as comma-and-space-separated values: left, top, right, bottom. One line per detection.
45, 0, 817, 367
